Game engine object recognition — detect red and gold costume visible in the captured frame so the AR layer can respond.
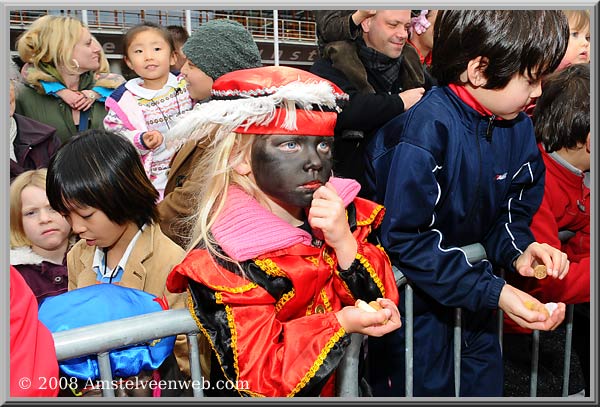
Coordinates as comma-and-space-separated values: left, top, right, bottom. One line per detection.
168, 178, 399, 397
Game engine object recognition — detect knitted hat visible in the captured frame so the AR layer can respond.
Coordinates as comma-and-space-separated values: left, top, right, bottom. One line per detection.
165, 66, 348, 150
182, 19, 262, 80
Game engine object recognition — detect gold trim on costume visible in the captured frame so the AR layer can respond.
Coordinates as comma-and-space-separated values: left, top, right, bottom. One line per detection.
211, 281, 258, 294
320, 288, 333, 312
305, 255, 320, 267
356, 204, 385, 227
287, 327, 347, 397
185, 290, 246, 396
356, 253, 386, 297
255, 258, 289, 278
275, 288, 296, 312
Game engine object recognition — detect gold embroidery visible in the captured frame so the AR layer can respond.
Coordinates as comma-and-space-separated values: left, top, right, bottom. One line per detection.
287, 327, 347, 397
322, 250, 335, 269
211, 282, 258, 294
356, 253, 386, 297
320, 289, 333, 312
356, 204, 384, 227
305, 256, 320, 267
275, 288, 295, 312
185, 289, 246, 396
306, 299, 314, 316
224, 303, 241, 385
254, 258, 288, 278
376, 244, 392, 264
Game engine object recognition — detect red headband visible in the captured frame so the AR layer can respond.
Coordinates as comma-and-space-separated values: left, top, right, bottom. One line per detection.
211, 66, 348, 137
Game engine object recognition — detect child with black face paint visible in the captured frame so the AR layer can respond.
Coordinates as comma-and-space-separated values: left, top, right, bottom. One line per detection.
165, 66, 401, 397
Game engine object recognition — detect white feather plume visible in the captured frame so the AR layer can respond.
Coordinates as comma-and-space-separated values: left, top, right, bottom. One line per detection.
164, 79, 343, 151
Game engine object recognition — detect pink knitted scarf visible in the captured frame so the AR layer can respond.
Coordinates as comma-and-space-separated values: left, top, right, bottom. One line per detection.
211, 177, 361, 261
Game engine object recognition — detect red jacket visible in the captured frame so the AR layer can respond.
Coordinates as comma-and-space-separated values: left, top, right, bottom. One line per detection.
10, 266, 59, 397
505, 144, 589, 334
168, 179, 399, 396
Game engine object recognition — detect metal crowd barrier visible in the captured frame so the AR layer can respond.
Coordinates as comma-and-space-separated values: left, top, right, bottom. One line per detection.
388, 243, 576, 397
53, 307, 360, 397
52, 241, 577, 397
53, 309, 203, 397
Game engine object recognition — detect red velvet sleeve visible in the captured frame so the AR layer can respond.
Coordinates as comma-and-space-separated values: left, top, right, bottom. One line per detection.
513, 191, 590, 304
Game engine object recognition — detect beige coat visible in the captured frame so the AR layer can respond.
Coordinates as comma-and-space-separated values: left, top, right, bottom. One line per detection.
66, 222, 191, 375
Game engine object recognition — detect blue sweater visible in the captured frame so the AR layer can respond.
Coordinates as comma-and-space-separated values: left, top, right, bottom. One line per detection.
365, 85, 545, 312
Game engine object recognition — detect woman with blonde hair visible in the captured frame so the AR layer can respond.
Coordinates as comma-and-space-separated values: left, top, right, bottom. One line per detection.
15, 14, 120, 142
165, 66, 401, 397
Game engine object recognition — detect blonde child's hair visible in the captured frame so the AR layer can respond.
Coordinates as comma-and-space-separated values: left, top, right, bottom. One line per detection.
17, 15, 85, 75
563, 10, 590, 32
10, 169, 48, 248
184, 131, 265, 267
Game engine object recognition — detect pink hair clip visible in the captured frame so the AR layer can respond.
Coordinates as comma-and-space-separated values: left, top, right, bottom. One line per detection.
411, 10, 431, 35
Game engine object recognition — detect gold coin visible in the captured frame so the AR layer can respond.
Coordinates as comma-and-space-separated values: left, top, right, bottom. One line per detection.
533, 265, 547, 279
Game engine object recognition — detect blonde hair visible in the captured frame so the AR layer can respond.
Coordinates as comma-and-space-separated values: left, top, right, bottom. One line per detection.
185, 131, 262, 267
10, 169, 48, 248
563, 10, 590, 32
93, 36, 110, 74
16, 15, 85, 75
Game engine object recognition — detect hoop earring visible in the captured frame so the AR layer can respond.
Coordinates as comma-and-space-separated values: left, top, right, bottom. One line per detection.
72, 59, 80, 70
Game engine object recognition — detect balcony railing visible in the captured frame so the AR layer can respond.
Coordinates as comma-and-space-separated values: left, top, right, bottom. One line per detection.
9, 9, 318, 44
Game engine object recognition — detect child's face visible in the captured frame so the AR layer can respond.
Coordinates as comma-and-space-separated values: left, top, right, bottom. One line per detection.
472, 72, 543, 120
21, 186, 71, 252
180, 58, 214, 101
558, 19, 590, 70
172, 44, 187, 71
250, 135, 333, 213
125, 29, 175, 89
65, 205, 132, 249
71, 27, 102, 73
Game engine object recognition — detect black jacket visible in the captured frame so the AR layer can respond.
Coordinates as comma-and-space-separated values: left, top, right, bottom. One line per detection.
311, 43, 434, 194
10, 114, 60, 182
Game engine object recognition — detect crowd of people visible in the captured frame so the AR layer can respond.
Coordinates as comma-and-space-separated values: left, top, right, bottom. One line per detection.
9, 8, 590, 398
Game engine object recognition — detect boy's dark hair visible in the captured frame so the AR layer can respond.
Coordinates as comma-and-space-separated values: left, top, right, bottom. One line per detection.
124, 21, 175, 57
46, 129, 159, 228
167, 25, 189, 47
431, 10, 569, 88
533, 63, 590, 153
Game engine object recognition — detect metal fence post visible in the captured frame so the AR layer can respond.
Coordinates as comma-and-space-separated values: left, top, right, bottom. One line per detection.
336, 333, 363, 397
454, 308, 462, 396
561, 304, 575, 396
187, 333, 204, 397
529, 329, 540, 396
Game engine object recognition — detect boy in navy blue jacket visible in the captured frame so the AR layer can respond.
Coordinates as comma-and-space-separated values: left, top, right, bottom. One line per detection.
365, 10, 571, 396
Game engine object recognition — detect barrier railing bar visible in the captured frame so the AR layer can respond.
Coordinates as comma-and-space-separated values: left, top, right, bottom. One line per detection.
336, 333, 363, 397
53, 308, 199, 360
97, 352, 115, 397
530, 329, 540, 396
405, 284, 414, 397
454, 308, 462, 396
561, 304, 575, 397
498, 269, 506, 354
186, 333, 204, 398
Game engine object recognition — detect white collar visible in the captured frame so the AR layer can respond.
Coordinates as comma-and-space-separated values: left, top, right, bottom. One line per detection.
124, 73, 179, 100
92, 224, 146, 277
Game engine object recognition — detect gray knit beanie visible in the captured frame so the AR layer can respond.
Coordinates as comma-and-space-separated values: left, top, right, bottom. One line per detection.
183, 19, 262, 80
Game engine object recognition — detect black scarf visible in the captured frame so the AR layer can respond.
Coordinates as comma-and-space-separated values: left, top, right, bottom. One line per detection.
357, 38, 402, 93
